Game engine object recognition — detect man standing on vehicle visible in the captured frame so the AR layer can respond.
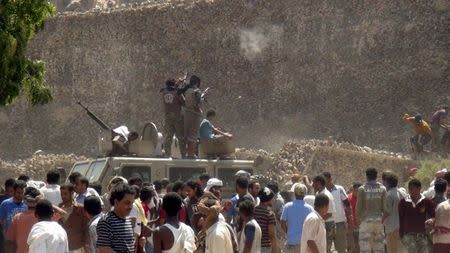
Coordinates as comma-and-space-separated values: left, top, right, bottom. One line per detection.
161, 78, 186, 158
183, 75, 205, 158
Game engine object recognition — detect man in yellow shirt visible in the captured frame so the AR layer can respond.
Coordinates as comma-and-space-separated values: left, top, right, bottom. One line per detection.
402, 114, 432, 154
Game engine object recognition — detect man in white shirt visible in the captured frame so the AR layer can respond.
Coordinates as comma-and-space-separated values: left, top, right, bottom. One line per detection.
40, 169, 62, 206
74, 176, 103, 206
199, 198, 234, 253
129, 185, 144, 237
27, 200, 69, 253
323, 172, 352, 253
312, 175, 336, 253
300, 193, 329, 253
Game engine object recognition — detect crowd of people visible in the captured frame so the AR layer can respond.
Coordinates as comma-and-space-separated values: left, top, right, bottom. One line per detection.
0, 165, 450, 253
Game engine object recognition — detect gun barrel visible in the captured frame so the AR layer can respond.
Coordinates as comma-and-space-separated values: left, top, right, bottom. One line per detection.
77, 101, 112, 131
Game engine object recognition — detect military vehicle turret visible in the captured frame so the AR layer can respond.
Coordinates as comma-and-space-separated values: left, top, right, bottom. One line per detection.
68, 102, 258, 197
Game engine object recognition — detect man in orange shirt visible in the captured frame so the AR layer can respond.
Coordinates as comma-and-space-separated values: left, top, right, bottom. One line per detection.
402, 114, 432, 155
6, 187, 41, 253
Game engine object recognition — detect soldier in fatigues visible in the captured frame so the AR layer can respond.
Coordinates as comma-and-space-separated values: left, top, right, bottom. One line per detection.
183, 75, 204, 158
161, 79, 186, 158
356, 167, 386, 253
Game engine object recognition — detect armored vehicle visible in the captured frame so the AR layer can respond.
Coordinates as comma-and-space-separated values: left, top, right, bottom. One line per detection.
67, 102, 257, 197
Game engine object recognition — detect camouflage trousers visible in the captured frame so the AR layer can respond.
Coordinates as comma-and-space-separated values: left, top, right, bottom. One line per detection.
402, 233, 429, 253
163, 115, 186, 157
359, 218, 384, 253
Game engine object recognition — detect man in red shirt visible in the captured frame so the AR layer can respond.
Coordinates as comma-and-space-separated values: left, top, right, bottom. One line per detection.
399, 179, 435, 253
346, 182, 361, 253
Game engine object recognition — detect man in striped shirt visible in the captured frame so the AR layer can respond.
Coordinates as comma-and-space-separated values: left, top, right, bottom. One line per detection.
254, 187, 277, 253
96, 183, 136, 253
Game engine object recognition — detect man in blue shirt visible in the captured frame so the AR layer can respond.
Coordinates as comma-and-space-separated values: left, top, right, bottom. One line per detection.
199, 110, 232, 142
281, 183, 314, 253
199, 110, 233, 158
0, 180, 27, 235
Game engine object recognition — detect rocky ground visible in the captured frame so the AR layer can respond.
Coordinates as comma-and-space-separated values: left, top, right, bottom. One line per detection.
0, 139, 416, 189
0, 153, 86, 185
52, 0, 202, 13
236, 138, 416, 189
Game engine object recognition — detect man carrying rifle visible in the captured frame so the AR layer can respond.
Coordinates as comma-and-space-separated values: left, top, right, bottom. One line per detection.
182, 75, 207, 159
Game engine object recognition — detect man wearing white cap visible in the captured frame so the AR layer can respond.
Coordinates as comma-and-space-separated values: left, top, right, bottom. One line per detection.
235, 170, 251, 179
205, 178, 224, 200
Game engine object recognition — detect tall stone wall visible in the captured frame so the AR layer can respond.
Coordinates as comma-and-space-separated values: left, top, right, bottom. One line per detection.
0, 0, 448, 159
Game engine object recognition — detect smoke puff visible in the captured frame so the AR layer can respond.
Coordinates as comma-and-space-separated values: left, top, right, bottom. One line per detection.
239, 25, 283, 60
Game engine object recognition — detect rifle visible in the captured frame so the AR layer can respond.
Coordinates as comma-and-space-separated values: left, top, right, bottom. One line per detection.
440, 123, 450, 131
176, 70, 189, 88
77, 101, 112, 131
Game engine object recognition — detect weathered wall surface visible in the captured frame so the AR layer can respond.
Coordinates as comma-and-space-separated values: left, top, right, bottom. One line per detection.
0, 0, 449, 159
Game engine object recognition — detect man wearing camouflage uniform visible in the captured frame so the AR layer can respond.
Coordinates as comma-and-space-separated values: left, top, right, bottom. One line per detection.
161, 79, 186, 158
183, 75, 203, 158
356, 167, 387, 253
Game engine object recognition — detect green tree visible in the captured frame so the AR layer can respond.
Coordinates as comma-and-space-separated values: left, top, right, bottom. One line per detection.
0, 0, 55, 106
